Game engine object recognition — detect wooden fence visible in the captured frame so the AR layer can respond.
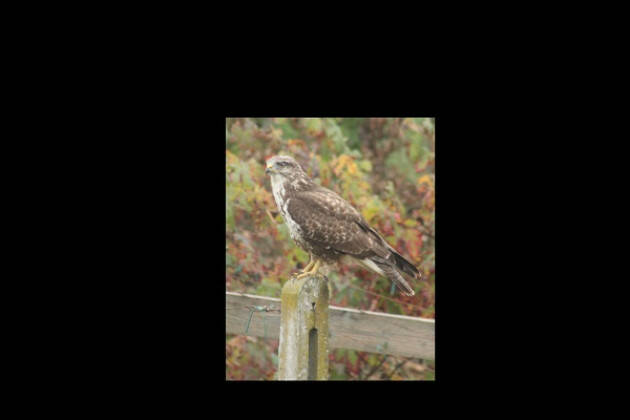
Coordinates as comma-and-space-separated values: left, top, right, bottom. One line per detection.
227, 275, 435, 379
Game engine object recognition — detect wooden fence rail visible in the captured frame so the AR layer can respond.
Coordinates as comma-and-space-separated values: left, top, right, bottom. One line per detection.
226, 287, 435, 361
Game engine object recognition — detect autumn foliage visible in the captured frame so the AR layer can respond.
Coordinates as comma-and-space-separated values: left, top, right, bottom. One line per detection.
226, 118, 435, 380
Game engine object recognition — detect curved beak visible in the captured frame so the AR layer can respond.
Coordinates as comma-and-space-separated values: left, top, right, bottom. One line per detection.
265, 164, 273, 175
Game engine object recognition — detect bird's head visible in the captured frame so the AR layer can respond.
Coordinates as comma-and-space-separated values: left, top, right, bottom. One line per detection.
265, 155, 306, 180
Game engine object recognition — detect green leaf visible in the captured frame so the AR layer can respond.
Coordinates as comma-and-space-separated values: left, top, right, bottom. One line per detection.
305, 118, 323, 133
226, 199, 235, 231
403, 219, 417, 227
338, 118, 363, 150
409, 132, 424, 161
358, 159, 372, 172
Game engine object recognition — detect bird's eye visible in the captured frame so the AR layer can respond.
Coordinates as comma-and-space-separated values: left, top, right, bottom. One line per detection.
277, 162, 289, 167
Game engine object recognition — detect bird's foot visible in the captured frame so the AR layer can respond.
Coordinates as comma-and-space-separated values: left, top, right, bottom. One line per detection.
292, 259, 321, 281
290, 258, 316, 280
292, 271, 312, 281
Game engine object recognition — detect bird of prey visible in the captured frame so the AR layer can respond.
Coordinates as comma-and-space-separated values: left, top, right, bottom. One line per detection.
265, 155, 419, 296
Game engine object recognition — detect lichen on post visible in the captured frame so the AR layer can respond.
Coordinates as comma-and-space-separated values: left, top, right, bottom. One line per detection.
277, 274, 329, 380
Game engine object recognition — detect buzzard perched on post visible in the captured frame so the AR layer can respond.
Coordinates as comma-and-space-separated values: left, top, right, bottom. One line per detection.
265, 155, 419, 296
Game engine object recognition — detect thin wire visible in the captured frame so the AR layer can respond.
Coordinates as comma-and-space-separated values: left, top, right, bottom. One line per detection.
243, 305, 280, 335
344, 283, 426, 311
228, 281, 430, 315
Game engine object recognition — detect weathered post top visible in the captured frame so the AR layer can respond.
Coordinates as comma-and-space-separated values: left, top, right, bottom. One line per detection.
277, 274, 329, 380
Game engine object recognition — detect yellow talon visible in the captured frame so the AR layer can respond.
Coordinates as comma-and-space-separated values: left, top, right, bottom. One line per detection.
302, 258, 315, 273
294, 259, 321, 280
290, 256, 314, 279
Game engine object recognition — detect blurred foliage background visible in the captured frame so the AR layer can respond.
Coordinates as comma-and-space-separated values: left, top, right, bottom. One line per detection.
226, 118, 435, 380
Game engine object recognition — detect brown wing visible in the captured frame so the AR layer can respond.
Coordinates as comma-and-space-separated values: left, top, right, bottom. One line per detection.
286, 187, 388, 259
287, 186, 419, 278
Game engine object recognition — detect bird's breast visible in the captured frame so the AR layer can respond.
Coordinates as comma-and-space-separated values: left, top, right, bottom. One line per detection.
270, 178, 286, 210
281, 198, 304, 241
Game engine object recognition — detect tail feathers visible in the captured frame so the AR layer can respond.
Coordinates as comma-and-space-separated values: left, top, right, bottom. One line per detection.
378, 262, 415, 297
390, 250, 420, 279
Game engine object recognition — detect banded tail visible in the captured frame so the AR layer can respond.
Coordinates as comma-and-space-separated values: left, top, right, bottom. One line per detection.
360, 251, 420, 297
